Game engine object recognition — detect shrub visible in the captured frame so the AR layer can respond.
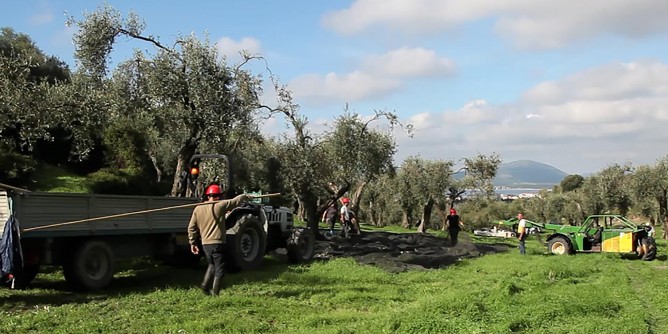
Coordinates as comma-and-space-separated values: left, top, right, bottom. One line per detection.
0, 149, 38, 187
86, 168, 132, 194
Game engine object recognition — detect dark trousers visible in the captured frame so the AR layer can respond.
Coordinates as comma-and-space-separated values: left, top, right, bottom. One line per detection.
449, 228, 460, 246
519, 238, 526, 255
202, 244, 225, 277
326, 217, 338, 231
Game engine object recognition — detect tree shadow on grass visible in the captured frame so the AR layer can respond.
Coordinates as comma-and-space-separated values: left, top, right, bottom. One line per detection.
0, 255, 293, 310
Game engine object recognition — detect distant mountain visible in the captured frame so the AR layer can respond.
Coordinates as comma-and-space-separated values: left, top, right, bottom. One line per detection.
493, 160, 568, 188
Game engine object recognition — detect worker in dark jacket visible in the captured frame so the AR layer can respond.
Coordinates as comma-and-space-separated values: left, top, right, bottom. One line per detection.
446, 208, 464, 246
188, 184, 247, 296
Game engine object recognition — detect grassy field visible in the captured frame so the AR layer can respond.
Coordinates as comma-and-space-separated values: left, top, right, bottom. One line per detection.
1, 234, 667, 334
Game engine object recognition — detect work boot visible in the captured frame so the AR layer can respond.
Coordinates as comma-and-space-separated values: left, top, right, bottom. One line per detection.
210, 276, 223, 296
200, 265, 214, 296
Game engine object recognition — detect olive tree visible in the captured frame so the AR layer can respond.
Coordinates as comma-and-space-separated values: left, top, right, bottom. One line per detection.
0, 27, 81, 153
630, 157, 668, 238
321, 108, 404, 212
560, 174, 585, 192
69, 6, 271, 195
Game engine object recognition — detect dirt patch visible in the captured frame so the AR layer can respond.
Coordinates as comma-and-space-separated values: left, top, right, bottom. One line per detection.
314, 231, 509, 273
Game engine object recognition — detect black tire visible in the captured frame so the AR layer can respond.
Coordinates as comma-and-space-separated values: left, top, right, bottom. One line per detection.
225, 215, 267, 272
548, 236, 572, 255
63, 240, 115, 291
287, 228, 315, 264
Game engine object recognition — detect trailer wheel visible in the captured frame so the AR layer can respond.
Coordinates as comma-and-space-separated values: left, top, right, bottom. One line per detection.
548, 237, 572, 255
225, 216, 266, 272
64, 240, 115, 291
287, 228, 315, 264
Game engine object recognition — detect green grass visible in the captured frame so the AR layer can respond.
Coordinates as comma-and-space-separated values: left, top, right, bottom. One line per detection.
2, 234, 667, 333
30, 164, 88, 193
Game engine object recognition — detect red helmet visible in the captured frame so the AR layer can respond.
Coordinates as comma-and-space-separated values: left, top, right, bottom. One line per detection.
341, 197, 350, 204
450, 208, 457, 215
205, 184, 222, 196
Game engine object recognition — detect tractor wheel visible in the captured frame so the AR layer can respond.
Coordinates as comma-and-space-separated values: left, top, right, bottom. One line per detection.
287, 228, 315, 264
548, 237, 572, 255
63, 240, 115, 291
225, 215, 267, 272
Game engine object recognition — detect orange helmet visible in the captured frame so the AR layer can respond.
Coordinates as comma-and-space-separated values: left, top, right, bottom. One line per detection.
205, 184, 222, 196
341, 197, 350, 204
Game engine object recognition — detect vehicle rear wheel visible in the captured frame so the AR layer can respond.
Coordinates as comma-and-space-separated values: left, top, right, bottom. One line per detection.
548, 237, 572, 255
225, 215, 267, 272
287, 228, 315, 263
63, 240, 115, 291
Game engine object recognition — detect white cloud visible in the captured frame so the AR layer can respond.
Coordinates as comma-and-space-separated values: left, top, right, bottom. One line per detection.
362, 47, 455, 78
393, 60, 668, 173
523, 61, 668, 104
215, 37, 262, 61
290, 71, 401, 105
323, 0, 668, 49
290, 47, 452, 105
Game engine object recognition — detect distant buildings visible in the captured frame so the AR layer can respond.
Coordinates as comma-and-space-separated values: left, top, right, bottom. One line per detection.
498, 192, 539, 201
458, 188, 547, 201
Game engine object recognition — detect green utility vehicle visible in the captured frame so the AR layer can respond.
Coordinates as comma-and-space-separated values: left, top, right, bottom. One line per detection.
498, 215, 656, 260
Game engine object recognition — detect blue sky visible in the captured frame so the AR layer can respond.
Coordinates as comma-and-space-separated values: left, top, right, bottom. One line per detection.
4, 0, 668, 174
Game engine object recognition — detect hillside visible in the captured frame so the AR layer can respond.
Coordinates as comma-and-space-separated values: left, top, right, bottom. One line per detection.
493, 160, 568, 188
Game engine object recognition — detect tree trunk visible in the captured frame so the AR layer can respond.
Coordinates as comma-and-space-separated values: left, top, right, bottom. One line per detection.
148, 153, 162, 183
350, 181, 367, 213
170, 156, 185, 197
401, 208, 412, 229
417, 197, 434, 233
434, 204, 447, 231
170, 143, 197, 197
297, 198, 306, 221
302, 193, 326, 240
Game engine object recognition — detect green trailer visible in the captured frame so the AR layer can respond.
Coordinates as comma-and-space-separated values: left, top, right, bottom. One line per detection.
497, 215, 656, 260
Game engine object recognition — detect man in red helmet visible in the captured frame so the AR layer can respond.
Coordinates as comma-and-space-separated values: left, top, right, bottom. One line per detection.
187, 183, 248, 296
445, 208, 464, 246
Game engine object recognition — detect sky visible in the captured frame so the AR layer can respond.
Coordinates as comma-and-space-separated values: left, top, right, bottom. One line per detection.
4, 0, 668, 175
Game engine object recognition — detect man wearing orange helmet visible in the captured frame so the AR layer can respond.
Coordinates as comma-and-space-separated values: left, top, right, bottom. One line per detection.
187, 184, 248, 296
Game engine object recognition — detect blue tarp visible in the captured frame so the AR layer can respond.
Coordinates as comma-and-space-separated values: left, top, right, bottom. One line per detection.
0, 215, 23, 277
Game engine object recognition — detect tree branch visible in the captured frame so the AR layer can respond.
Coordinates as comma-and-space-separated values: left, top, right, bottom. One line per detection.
118, 28, 178, 58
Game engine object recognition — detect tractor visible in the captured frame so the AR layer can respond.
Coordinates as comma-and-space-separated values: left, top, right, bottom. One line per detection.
497, 214, 656, 260
178, 154, 315, 271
